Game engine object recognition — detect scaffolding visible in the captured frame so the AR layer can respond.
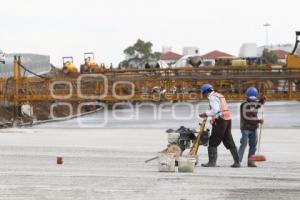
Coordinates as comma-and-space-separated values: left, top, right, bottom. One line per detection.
1, 57, 300, 108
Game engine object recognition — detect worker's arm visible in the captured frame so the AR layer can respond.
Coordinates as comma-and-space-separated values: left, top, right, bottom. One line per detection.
246, 117, 263, 125
254, 97, 266, 109
205, 95, 221, 117
241, 103, 263, 124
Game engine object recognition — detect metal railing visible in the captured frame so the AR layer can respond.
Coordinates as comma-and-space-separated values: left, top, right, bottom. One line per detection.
0, 65, 300, 103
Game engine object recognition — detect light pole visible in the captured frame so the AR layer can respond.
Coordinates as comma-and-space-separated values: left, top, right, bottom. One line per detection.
263, 23, 271, 48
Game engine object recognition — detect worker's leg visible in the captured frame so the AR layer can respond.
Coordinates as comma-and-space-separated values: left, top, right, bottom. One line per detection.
209, 118, 226, 147
202, 118, 225, 167
247, 129, 258, 167
222, 120, 237, 149
201, 146, 218, 167
238, 130, 249, 162
223, 120, 241, 168
248, 129, 258, 158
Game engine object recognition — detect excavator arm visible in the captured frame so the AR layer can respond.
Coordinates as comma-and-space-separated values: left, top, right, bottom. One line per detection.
290, 31, 300, 55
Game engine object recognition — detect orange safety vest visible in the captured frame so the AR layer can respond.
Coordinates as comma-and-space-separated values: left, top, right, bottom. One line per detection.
210, 92, 231, 120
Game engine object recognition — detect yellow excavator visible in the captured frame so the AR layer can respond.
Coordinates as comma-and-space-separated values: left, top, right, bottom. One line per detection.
286, 31, 300, 68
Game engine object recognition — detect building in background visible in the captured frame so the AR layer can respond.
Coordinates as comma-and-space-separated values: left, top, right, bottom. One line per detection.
182, 46, 199, 56
201, 50, 235, 66
271, 49, 290, 63
239, 43, 259, 58
239, 43, 261, 64
0, 53, 51, 77
258, 44, 294, 55
0, 50, 5, 64
239, 43, 299, 64
161, 46, 173, 53
160, 51, 182, 66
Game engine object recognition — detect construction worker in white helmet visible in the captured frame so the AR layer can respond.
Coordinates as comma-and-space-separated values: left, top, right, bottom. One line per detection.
199, 84, 240, 168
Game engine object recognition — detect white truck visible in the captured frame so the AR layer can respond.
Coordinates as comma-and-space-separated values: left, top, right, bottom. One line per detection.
0, 50, 5, 64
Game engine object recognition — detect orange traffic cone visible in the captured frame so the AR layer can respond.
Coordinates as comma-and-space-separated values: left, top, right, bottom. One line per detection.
57, 157, 64, 165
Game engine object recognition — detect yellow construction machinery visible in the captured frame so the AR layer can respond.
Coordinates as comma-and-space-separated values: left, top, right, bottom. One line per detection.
215, 57, 247, 67
286, 31, 300, 69
62, 57, 78, 75
80, 52, 100, 73
1, 59, 300, 104
1, 32, 300, 109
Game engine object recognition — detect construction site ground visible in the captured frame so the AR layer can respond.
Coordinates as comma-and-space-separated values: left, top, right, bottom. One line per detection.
0, 101, 299, 200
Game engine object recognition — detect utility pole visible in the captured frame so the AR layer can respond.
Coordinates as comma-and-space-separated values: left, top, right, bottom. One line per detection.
263, 23, 271, 49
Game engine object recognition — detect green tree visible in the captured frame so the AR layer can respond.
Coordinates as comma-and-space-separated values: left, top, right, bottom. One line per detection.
123, 39, 161, 67
261, 48, 278, 64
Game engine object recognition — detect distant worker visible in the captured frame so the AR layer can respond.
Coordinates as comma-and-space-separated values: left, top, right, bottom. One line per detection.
238, 87, 266, 167
199, 84, 240, 168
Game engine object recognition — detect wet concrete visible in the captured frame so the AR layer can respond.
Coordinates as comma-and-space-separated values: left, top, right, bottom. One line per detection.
0, 128, 299, 200
35, 101, 300, 129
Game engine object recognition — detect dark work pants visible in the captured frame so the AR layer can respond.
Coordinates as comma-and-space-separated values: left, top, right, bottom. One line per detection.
209, 117, 237, 149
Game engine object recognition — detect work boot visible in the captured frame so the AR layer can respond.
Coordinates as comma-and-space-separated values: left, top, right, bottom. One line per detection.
201, 146, 217, 167
230, 148, 241, 168
247, 160, 257, 167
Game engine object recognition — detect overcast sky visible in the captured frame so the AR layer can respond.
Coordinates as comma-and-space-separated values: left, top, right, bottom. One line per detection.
1, 0, 299, 67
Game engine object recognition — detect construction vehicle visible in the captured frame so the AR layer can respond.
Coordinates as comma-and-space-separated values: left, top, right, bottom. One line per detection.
62, 57, 78, 74
286, 31, 300, 69
80, 52, 99, 73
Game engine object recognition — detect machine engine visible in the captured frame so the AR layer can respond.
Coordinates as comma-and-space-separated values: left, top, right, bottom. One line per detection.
166, 126, 210, 152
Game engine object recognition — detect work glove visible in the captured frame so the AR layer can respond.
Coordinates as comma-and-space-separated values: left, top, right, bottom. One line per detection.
199, 113, 208, 118
259, 96, 267, 105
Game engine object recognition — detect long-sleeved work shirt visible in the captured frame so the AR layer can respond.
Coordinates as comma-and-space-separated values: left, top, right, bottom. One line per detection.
205, 91, 223, 119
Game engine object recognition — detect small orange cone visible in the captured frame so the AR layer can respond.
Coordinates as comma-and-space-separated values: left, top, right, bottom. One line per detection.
248, 155, 266, 162
57, 157, 64, 165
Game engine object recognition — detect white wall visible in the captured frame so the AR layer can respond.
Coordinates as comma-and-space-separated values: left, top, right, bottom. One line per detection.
239, 43, 258, 58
